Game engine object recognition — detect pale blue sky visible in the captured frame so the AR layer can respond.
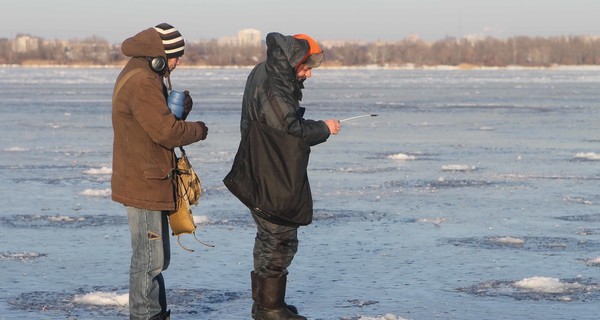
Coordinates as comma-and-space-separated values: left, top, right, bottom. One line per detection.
3, 0, 599, 43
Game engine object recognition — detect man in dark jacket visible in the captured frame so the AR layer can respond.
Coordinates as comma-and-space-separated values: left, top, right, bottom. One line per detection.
240, 32, 340, 320
112, 23, 208, 320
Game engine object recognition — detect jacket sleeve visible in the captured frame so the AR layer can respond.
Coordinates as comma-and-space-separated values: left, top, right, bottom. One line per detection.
267, 90, 330, 147
132, 76, 205, 148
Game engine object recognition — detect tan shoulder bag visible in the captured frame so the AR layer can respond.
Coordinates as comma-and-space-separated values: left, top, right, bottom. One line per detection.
170, 147, 214, 251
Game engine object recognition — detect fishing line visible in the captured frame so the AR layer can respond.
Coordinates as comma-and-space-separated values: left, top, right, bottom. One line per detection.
339, 114, 378, 122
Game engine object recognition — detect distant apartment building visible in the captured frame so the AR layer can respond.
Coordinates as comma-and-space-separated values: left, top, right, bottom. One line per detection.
218, 29, 262, 46
237, 29, 261, 47
13, 34, 40, 53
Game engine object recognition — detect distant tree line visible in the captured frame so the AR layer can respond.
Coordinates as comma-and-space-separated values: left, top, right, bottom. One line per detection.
1, 35, 600, 67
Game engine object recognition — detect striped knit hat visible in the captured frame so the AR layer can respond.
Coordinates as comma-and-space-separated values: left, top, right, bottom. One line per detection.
154, 23, 185, 59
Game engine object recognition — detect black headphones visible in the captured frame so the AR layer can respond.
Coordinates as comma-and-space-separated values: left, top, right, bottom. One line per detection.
145, 56, 167, 74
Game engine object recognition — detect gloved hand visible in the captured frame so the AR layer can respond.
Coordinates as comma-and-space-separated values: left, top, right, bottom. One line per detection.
196, 121, 208, 140
182, 90, 193, 120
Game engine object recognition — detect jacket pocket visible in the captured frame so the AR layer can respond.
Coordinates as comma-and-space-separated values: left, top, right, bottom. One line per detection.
144, 167, 173, 180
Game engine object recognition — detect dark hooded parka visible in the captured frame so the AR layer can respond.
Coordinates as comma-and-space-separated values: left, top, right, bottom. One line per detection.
237, 32, 331, 225
241, 32, 330, 143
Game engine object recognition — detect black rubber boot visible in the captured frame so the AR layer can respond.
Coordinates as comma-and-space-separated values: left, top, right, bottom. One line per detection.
252, 272, 298, 319
255, 274, 306, 320
252, 271, 258, 319
149, 309, 170, 320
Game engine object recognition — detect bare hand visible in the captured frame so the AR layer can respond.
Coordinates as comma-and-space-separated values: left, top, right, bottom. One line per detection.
324, 119, 341, 135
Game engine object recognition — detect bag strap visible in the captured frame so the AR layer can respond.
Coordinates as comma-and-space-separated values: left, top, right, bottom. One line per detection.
112, 68, 144, 104
176, 146, 187, 167
177, 233, 215, 252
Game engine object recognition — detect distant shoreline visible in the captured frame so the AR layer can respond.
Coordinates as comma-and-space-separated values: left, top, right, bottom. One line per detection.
3, 63, 600, 71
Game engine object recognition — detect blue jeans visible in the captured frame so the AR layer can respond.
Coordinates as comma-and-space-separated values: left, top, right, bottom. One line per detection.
127, 207, 171, 320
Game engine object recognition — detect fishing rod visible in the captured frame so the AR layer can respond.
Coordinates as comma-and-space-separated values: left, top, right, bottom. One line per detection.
339, 114, 378, 123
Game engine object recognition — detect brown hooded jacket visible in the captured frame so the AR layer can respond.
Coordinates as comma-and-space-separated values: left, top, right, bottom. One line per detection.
111, 27, 206, 211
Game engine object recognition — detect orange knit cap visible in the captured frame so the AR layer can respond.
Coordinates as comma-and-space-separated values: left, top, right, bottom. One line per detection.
293, 34, 324, 68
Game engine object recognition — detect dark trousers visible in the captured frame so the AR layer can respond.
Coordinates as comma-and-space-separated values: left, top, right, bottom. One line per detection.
252, 211, 299, 278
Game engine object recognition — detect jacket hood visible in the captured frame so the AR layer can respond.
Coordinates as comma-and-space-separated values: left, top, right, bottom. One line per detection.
266, 32, 309, 73
265, 32, 309, 98
121, 27, 165, 59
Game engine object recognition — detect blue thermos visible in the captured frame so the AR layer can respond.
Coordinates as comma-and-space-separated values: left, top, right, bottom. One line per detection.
167, 90, 185, 119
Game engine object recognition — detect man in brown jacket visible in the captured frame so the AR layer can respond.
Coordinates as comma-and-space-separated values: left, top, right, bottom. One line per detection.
111, 23, 208, 320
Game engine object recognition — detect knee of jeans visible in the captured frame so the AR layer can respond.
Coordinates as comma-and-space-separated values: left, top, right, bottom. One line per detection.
148, 231, 161, 240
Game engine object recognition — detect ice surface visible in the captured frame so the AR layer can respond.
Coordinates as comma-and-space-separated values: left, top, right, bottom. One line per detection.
2, 67, 599, 319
